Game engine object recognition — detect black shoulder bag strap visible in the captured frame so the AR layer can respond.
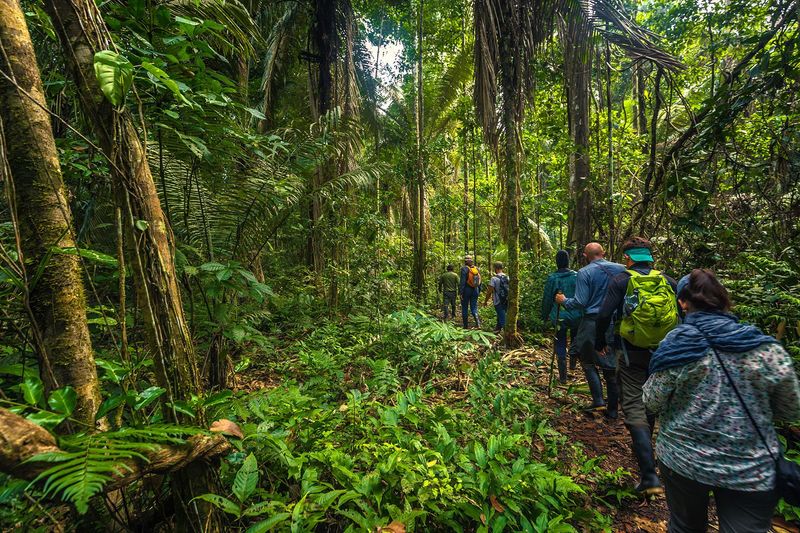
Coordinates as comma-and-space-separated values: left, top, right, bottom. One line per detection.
692, 326, 777, 463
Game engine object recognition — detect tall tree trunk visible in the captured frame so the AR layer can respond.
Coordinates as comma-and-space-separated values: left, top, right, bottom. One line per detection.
563, 15, 592, 252
498, 24, 522, 348
0, 0, 100, 427
43, 0, 220, 529
307, 0, 335, 284
412, 0, 426, 301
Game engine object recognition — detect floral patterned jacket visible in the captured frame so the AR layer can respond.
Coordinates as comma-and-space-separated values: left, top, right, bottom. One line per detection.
643, 342, 800, 491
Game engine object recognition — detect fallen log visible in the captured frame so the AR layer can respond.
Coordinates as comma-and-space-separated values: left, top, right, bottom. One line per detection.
0, 408, 231, 490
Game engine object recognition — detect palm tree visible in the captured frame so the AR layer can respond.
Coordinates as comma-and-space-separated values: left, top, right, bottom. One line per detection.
474, 0, 681, 347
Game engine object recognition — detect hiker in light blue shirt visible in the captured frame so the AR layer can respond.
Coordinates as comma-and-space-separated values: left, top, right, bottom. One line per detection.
556, 243, 626, 416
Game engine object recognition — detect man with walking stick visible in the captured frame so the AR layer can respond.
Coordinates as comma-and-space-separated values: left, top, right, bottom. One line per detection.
542, 250, 582, 387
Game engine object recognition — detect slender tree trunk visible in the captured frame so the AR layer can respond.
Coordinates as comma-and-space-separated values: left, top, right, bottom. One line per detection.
412, 0, 426, 300
43, 0, 220, 529
634, 61, 647, 137
498, 25, 522, 348
0, 0, 100, 427
307, 0, 335, 285
605, 37, 615, 257
463, 131, 469, 253
563, 15, 592, 252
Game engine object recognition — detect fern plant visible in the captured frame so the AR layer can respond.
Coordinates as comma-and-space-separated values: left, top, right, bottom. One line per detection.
28, 426, 204, 514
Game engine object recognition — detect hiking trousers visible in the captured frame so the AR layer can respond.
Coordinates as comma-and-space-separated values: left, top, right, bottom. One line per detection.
461, 287, 480, 328
575, 316, 618, 409
555, 324, 578, 382
442, 291, 457, 319
617, 345, 655, 429
494, 302, 507, 331
660, 462, 777, 533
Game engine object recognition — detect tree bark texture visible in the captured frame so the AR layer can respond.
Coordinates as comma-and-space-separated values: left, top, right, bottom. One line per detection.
498, 8, 522, 348
412, 0, 426, 301
43, 1, 220, 529
563, 14, 592, 252
0, 0, 101, 427
44, 0, 199, 422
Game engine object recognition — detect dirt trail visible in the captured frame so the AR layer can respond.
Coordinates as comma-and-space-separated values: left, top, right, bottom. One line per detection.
497, 345, 671, 532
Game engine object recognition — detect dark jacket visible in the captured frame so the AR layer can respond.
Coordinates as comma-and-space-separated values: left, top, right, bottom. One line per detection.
541, 269, 582, 326
595, 263, 677, 351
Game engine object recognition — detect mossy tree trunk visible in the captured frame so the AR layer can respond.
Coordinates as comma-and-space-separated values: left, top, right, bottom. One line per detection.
0, 0, 101, 428
43, 0, 221, 529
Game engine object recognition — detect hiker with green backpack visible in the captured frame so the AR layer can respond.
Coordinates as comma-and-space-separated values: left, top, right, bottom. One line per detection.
595, 237, 679, 496
541, 250, 582, 384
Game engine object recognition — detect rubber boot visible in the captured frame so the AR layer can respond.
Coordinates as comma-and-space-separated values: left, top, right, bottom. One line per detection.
557, 356, 568, 384
628, 425, 664, 496
581, 363, 606, 411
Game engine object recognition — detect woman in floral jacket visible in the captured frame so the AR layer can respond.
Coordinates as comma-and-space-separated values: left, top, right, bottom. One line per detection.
643, 269, 800, 532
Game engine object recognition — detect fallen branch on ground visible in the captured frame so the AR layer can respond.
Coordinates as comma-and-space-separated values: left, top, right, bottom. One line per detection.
0, 408, 230, 491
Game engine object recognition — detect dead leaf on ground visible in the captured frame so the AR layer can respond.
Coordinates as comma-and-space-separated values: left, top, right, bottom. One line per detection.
376, 521, 405, 533
490, 495, 505, 513
209, 419, 244, 439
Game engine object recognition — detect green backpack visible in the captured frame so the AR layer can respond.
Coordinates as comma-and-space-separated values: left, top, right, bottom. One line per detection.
618, 270, 679, 349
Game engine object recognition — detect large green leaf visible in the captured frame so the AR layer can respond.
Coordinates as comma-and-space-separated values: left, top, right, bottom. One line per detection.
233, 453, 258, 502
193, 494, 241, 516
93, 50, 133, 106
246, 513, 291, 533
48, 387, 77, 416
134, 386, 166, 410
21, 376, 44, 407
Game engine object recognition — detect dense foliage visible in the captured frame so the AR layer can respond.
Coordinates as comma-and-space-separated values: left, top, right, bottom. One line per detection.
0, 0, 798, 530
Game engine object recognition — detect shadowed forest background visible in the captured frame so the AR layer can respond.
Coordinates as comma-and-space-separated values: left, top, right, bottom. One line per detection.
0, 0, 799, 530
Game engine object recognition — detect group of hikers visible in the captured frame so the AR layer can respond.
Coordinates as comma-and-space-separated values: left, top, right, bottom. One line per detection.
437, 256, 509, 332
438, 238, 800, 532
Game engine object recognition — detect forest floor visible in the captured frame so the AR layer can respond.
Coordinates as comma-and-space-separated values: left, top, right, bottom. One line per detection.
516, 344, 673, 533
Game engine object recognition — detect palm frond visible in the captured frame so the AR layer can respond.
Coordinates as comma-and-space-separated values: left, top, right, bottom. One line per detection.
427, 44, 474, 138
165, 0, 264, 59
259, 2, 303, 130
584, 0, 684, 70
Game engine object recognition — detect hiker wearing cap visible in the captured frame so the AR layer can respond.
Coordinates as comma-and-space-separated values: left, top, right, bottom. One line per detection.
555, 243, 625, 416
595, 237, 678, 496
438, 264, 460, 320
644, 269, 800, 531
459, 255, 481, 328
483, 261, 509, 332
541, 250, 582, 383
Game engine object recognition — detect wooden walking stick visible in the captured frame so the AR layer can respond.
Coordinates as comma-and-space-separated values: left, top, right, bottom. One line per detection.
547, 295, 562, 398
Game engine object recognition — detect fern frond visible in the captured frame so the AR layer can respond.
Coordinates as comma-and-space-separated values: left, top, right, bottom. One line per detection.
28, 425, 204, 514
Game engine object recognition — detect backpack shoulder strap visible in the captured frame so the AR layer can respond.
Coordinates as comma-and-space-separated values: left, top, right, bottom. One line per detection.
626, 269, 640, 277
691, 326, 777, 462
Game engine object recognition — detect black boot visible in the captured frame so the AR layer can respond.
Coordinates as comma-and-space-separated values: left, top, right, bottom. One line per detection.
603, 368, 619, 419
557, 357, 568, 384
628, 425, 664, 496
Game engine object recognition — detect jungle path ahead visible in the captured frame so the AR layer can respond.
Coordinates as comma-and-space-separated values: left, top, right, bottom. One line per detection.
507, 345, 673, 532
